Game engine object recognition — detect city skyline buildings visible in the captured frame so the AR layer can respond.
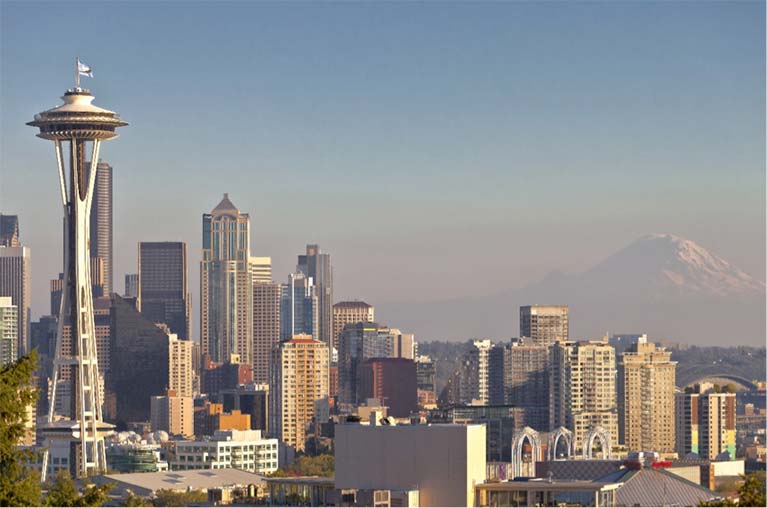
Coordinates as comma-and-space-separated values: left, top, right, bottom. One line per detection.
138, 241, 191, 340
3, 2, 763, 348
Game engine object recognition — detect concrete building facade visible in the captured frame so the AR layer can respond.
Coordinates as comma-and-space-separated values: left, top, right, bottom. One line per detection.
676, 384, 736, 460
270, 335, 329, 452
138, 242, 191, 340
520, 305, 569, 347
332, 301, 374, 351
550, 339, 618, 450
335, 422, 487, 507
171, 429, 278, 474
252, 281, 281, 384
618, 336, 676, 452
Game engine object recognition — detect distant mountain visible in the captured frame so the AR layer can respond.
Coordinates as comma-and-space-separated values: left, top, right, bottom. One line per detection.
377, 234, 766, 346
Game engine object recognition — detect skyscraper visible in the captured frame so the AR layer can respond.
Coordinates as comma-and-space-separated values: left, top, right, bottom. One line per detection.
618, 336, 676, 453
168, 334, 194, 399
138, 242, 191, 339
89, 160, 113, 294
201, 194, 253, 365
252, 281, 281, 384
108, 295, 170, 424
550, 339, 618, 450
489, 338, 550, 430
280, 272, 318, 340
270, 335, 329, 452
332, 301, 375, 349
337, 322, 413, 405
0, 296, 18, 366
359, 357, 418, 418
520, 305, 569, 347
0, 214, 20, 247
0, 245, 30, 358
675, 384, 736, 460
297, 245, 333, 347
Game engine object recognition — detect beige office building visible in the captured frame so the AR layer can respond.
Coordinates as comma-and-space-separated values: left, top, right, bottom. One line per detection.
520, 305, 568, 347
333, 301, 374, 348
335, 420, 486, 507
252, 281, 281, 384
676, 383, 736, 461
270, 335, 329, 452
550, 338, 618, 450
151, 390, 193, 438
618, 336, 676, 453
201, 194, 253, 365
169, 334, 194, 398
250, 256, 272, 284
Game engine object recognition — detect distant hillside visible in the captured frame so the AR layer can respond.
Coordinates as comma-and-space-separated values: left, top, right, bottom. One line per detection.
379, 234, 766, 346
417, 341, 766, 396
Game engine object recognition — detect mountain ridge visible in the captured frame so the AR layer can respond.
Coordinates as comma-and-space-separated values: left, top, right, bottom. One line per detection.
376, 234, 765, 346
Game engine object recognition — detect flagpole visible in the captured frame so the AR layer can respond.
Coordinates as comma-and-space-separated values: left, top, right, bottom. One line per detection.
75, 56, 80, 89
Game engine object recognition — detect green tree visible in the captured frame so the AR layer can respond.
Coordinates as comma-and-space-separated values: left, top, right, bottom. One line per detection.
123, 490, 148, 507
151, 489, 207, 507
700, 473, 766, 507
270, 454, 334, 477
0, 351, 42, 506
44, 470, 113, 507
738, 472, 766, 507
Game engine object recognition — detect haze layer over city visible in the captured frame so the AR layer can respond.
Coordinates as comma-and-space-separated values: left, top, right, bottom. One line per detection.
1, 1, 765, 345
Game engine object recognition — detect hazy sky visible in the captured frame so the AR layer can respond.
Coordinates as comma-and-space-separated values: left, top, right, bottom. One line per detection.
1, 1, 764, 338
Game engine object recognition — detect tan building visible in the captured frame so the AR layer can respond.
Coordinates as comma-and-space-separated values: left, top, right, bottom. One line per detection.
335, 420, 487, 507
201, 194, 253, 366
252, 281, 281, 384
150, 389, 193, 438
550, 338, 618, 451
618, 335, 676, 453
520, 305, 568, 347
249, 256, 272, 284
169, 334, 193, 398
0, 296, 18, 366
333, 301, 374, 349
270, 335, 329, 452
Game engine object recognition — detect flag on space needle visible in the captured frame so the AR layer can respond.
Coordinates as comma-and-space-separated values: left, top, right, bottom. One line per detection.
77, 60, 93, 78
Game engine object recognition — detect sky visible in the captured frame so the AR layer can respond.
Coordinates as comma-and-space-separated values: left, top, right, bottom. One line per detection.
1, 1, 764, 340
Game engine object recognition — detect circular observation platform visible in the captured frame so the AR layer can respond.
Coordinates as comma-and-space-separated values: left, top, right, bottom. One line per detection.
27, 88, 128, 140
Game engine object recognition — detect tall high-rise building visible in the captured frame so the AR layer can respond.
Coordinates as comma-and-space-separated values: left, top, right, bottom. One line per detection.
124, 273, 139, 298
520, 305, 569, 347
169, 334, 193, 398
0, 214, 20, 247
270, 335, 329, 452
0, 296, 18, 366
0, 245, 30, 358
138, 242, 191, 339
108, 295, 170, 424
359, 357, 418, 418
550, 339, 618, 449
676, 384, 736, 461
201, 194, 253, 365
458, 339, 494, 406
280, 272, 317, 340
88, 161, 113, 294
338, 322, 415, 405
618, 335, 676, 453
249, 256, 272, 284
297, 245, 332, 347
489, 338, 550, 430
252, 281, 281, 384
333, 301, 374, 349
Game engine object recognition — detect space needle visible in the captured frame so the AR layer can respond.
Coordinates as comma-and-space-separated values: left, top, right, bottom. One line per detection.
28, 59, 127, 480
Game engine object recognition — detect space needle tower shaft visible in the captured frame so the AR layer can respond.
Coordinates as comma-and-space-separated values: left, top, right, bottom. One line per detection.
27, 61, 127, 480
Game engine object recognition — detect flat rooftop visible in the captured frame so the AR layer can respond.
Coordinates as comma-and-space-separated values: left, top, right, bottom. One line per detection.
94, 469, 264, 494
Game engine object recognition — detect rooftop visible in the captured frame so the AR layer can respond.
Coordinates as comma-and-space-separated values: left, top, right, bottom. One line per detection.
94, 469, 265, 495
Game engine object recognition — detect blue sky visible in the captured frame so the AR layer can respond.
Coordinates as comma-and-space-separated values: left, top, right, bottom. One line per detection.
1, 1, 764, 331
